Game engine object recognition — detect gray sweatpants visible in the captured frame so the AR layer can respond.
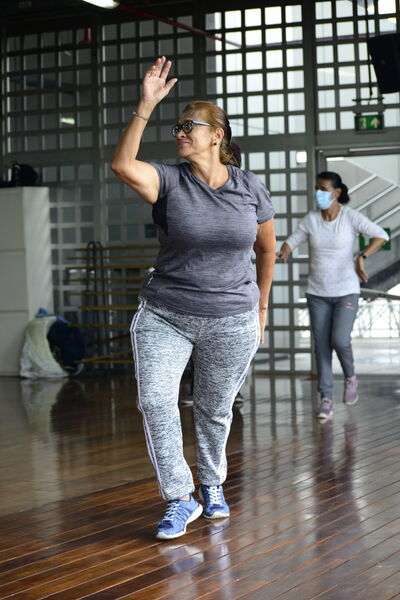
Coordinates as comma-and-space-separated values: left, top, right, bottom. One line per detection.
306, 293, 359, 398
130, 298, 260, 500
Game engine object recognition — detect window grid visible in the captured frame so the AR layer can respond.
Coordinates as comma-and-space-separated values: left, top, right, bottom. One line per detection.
316, 0, 400, 131
2, 2, 399, 373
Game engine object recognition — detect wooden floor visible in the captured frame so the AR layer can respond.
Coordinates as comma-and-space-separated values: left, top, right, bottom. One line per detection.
0, 371, 400, 599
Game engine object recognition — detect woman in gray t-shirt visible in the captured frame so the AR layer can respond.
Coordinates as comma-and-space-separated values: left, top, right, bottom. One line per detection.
111, 57, 276, 540
276, 171, 388, 420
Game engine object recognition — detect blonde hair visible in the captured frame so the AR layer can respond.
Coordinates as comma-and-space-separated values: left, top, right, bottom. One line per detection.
183, 100, 241, 167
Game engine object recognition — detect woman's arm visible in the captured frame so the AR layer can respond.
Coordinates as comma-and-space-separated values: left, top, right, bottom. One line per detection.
355, 237, 387, 283
276, 218, 309, 262
254, 218, 276, 343
111, 57, 177, 204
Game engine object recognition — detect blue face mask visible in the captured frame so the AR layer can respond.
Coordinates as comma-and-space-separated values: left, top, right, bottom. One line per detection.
315, 190, 334, 210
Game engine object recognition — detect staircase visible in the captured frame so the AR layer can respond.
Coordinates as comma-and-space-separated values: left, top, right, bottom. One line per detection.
327, 155, 400, 291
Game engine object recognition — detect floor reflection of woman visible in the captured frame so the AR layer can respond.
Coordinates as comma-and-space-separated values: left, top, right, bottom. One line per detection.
276, 171, 388, 419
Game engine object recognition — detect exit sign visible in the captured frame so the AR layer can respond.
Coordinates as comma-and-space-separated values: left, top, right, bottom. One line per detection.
355, 114, 384, 131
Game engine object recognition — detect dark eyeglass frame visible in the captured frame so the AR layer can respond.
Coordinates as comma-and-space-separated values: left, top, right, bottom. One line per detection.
171, 120, 213, 137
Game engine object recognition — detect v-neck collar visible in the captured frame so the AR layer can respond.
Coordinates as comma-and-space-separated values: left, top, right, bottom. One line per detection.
184, 163, 232, 193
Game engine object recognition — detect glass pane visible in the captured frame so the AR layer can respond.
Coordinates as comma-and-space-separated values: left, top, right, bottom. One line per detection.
267, 94, 284, 112
316, 23, 333, 38
269, 151, 286, 169
248, 152, 265, 170
336, 0, 353, 18
226, 53, 242, 71
268, 116, 285, 134
245, 8, 262, 26
265, 6, 282, 25
288, 115, 305, 133
227, 97, 243, 114
339, 111, 354, 129
318, 89, 335, 108
225, 10, 241, 28
246, 73, 264, 92
288, 92, 305, 111
337, 44, 355, 62
319, 112, 336, 130
315, 2, 332, 20
248, 118, 264, 136
226, 75, 243, 93
317, 46, 334, 63
247, 95, 264, 113
266, 50, 283, 69
286, 26, 303, 42
286, 6, 302, 23
286, 48, 303, 67
270, 173, 286, 191
245, 30, 262, 46
265, 28, 282, 45
267, 72, 284, 90
287, 70, 304, 88
317, 67, 335, 86
245, 52, 263, 71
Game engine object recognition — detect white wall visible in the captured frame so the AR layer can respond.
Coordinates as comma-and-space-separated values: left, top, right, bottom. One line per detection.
0, 187, 53, 375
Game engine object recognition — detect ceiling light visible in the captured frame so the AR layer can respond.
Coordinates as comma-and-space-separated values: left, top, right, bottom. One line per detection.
81, 0, 119, 9
60, 117, 75, 125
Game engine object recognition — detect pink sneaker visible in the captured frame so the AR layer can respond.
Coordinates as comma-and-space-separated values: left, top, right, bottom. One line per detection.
343, 375, 359, 405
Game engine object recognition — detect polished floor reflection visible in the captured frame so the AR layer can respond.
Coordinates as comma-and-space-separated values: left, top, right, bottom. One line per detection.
0, 372, 400, 599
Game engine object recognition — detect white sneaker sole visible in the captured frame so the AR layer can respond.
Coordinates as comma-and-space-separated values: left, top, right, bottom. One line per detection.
316, 411, 333, 419
155, 504, 203, 540
202, 510, 230, 519
343, 396, 359, 406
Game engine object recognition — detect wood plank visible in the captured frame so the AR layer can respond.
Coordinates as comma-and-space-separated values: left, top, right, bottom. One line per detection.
0, 375, 399, 599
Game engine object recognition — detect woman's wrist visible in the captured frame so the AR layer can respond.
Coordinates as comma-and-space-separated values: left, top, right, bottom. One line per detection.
135, 99, 157, 118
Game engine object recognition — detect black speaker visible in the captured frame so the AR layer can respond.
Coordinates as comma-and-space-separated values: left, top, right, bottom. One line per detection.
367, 33, 400, 94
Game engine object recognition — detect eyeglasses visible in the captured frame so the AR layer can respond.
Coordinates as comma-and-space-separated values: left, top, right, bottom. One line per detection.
171, 120, 212, 137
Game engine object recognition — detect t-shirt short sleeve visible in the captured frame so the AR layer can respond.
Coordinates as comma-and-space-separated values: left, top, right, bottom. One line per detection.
147, 162, 180, 200
245, 170, 275, 224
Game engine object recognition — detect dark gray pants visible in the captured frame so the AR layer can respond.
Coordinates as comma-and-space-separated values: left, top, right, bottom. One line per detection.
306, 293, 359, 398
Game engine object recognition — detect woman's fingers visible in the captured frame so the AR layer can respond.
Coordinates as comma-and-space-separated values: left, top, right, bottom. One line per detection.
165, 77, 178, 93
160, 58, 172, 80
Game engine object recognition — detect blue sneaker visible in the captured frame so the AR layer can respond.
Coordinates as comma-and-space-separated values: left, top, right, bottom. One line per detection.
199, 485, 230, 519
155, 495, 203, 540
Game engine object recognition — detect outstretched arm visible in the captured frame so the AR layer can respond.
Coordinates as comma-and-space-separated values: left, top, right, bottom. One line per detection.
111, 56, 178, 204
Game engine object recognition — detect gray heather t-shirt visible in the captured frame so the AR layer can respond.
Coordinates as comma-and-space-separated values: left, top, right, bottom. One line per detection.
141, 162, 275, 317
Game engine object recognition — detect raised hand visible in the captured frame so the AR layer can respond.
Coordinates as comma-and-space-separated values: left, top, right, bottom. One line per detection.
142, 56, 178, 106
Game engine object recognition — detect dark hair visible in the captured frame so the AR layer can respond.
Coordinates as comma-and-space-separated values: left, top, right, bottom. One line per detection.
183, 100, 242, 167
317, 171, 350, 204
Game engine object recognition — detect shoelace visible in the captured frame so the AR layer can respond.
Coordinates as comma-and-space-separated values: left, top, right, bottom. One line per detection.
205, 486, 223, 505
162, 500, 180, 522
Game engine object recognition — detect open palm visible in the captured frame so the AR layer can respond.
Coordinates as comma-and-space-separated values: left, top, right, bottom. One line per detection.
142, 56, 178, 105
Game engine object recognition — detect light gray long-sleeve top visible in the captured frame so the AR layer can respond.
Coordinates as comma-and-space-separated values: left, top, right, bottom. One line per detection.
285, 206, 389, 297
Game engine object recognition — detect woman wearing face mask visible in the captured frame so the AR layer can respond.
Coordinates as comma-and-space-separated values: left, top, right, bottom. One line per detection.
111, 57, 276, 539
276, 171, 388, 420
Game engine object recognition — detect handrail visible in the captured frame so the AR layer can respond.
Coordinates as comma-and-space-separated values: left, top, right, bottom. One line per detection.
356, 184, 397, 212
348, 174, 377, 194
361, 288, 400, 301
